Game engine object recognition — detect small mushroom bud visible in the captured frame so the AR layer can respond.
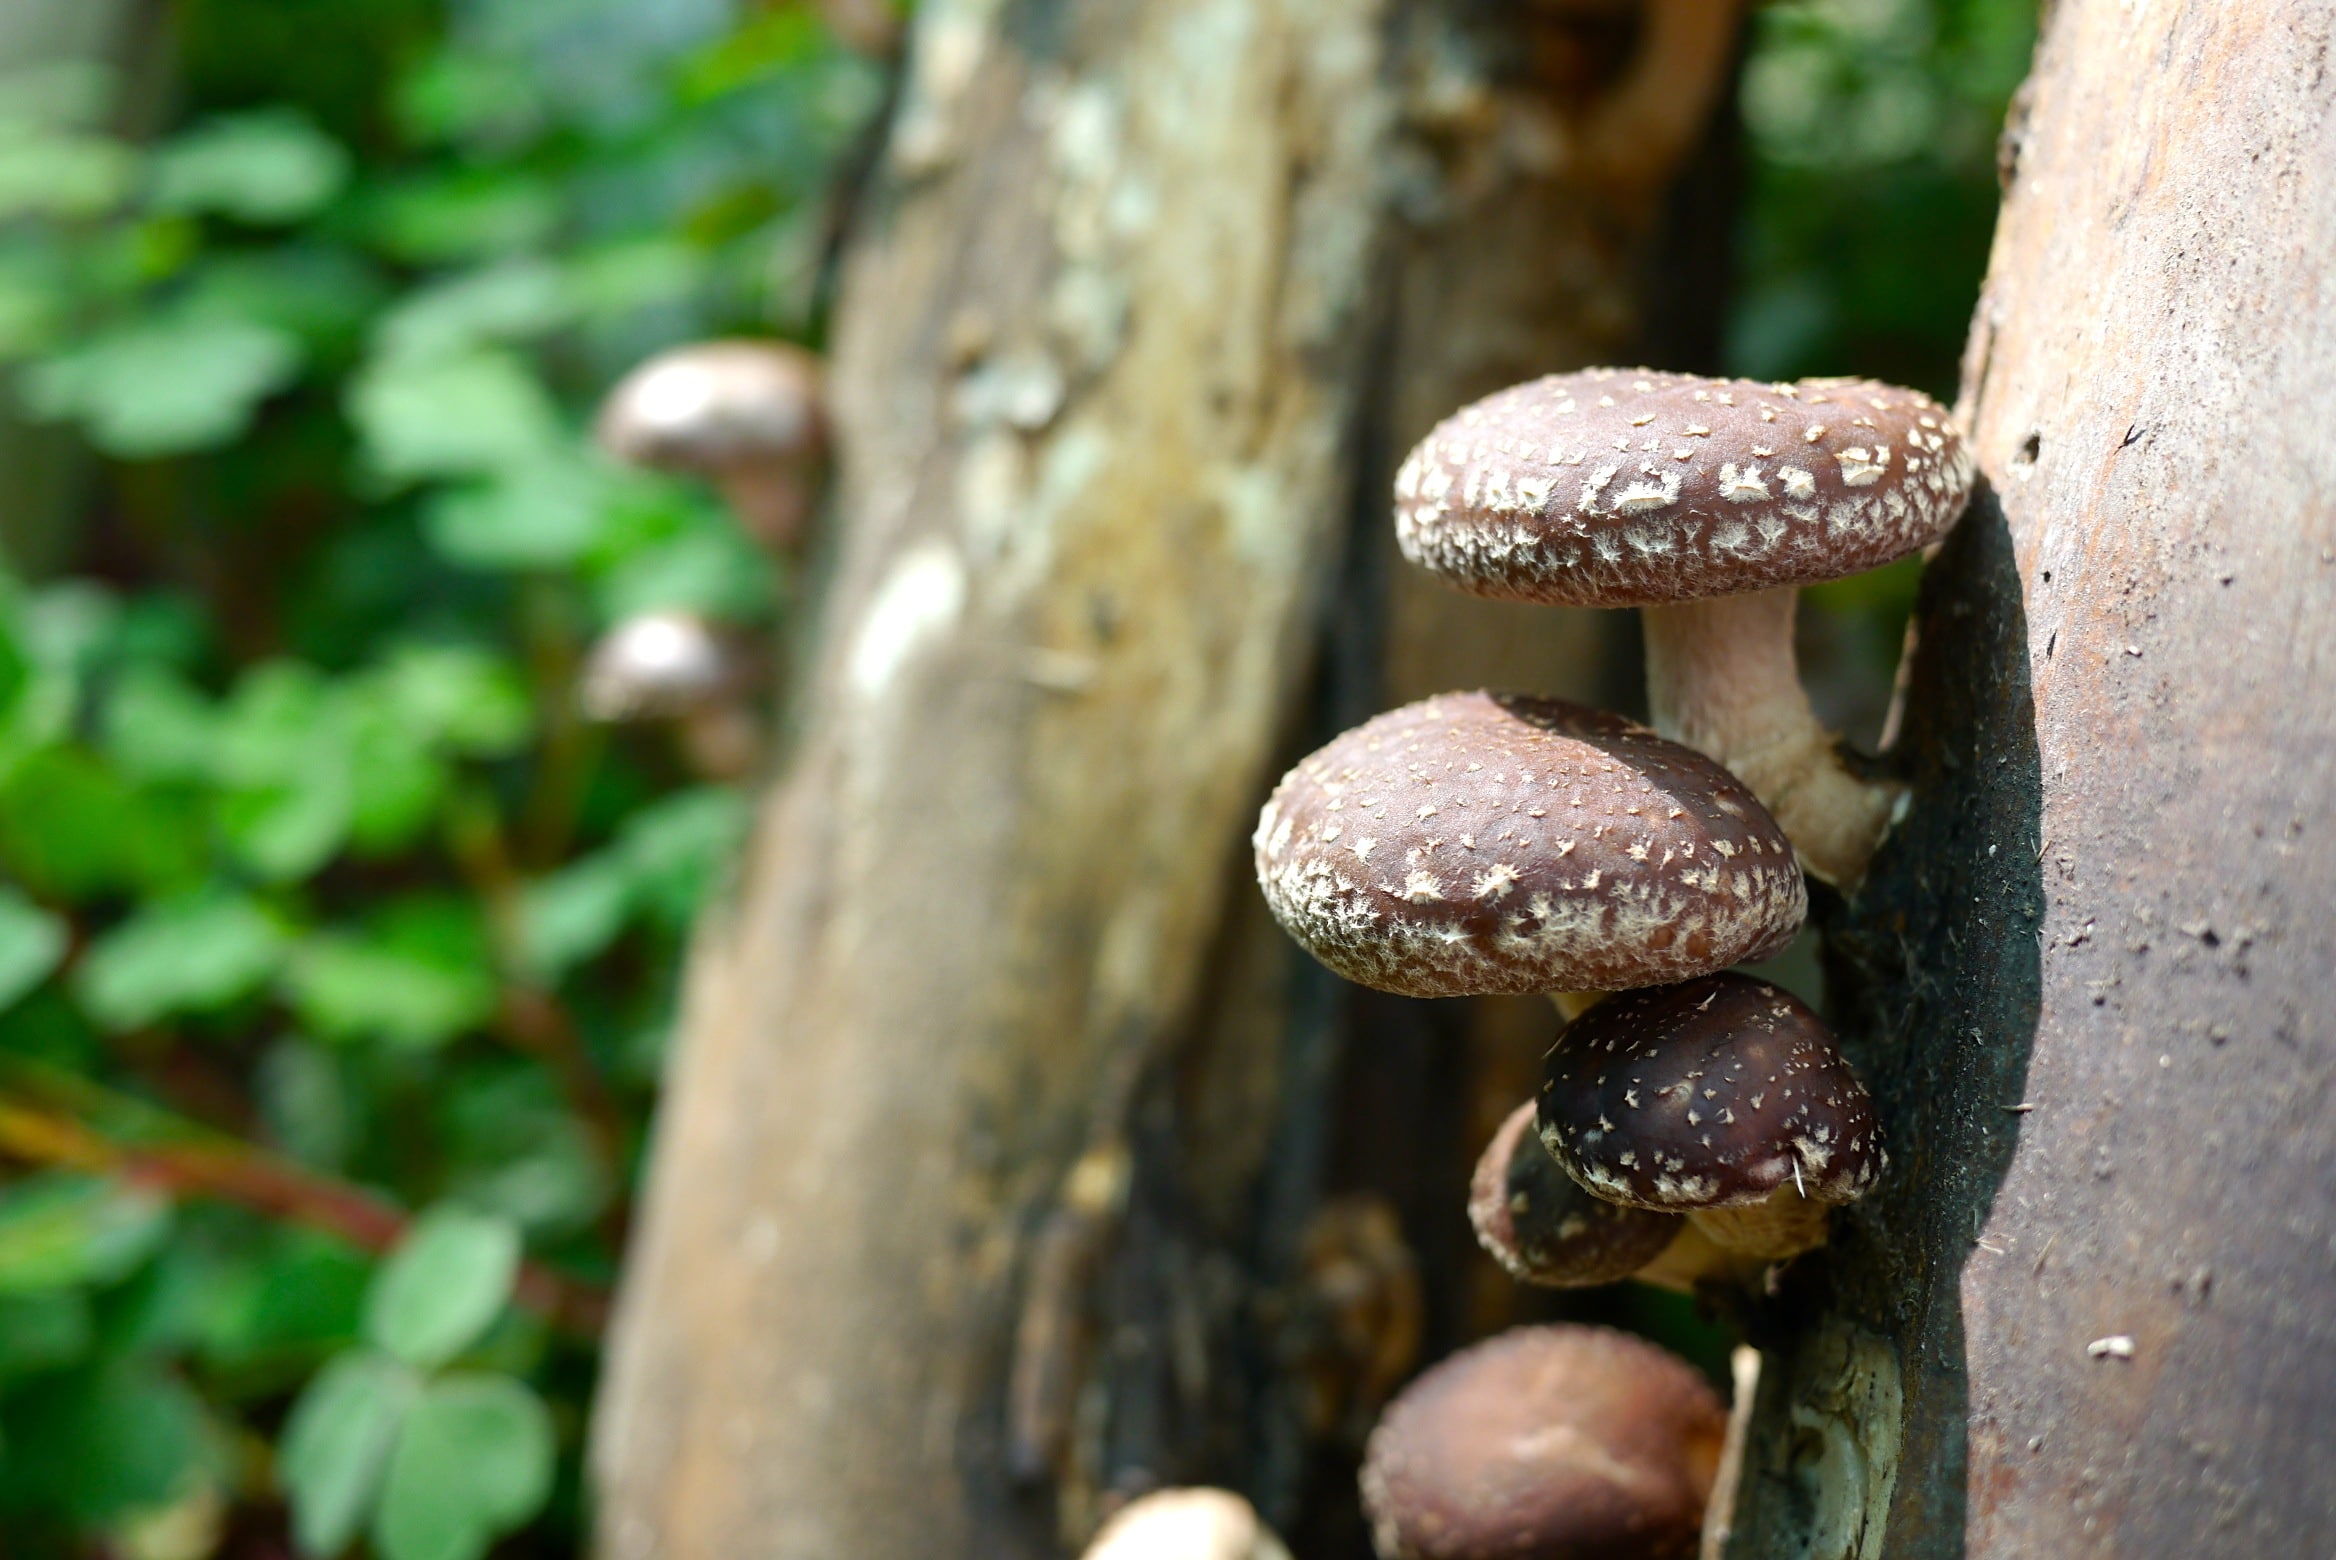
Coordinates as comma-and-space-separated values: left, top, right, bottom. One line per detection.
579, 611, 762, 780
1254, 691, 1806, 1001
596, 341, 827, 557
1360, 1324, 1726, 1560
1080, 1489, 1291, 1560
1394, 370, 1975, 886
1469, 1100, 1683, 1288
1537, 973, 1884, 1261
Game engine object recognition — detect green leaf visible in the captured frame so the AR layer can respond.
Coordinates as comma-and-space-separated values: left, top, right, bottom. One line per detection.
0, 1174, 170, 1294
0, 126, 136, 221
365, 171, 562, 265
0, 745, 204, 898
425, 454, 617, 570
346, 348, 561, 482
372, 1374, 553, 1560
0, 236, 70, 361
184, 247, 388, 355
0, 1288, 93, 1380
0, 1357, 210, 1523
200, 1232, 368, 1367
362, 1206, 520, 1370
374, 260, 572, 361
282, 902, 497, 1051
0, 884, 67, 1014
369, 645, 531, 756
149, 111, 351, 224
74, 892, 286, 1032
280, 1350, 416, 1558
591, 517, 778, 622
211, 661, 355, 881
102, 666, 218, 784
619, 786, 750, 928
26, 314, 303, 457
516, 854, 633, 980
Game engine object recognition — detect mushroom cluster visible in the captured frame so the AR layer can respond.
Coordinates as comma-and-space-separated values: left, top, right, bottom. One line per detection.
1255, 365, 1961, 1552
1393, 369, 1973, 888
579, 339, 831, 779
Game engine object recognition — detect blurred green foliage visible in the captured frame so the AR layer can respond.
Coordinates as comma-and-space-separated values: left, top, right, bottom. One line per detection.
1733, 0, 2037, 746
0, 0, 876, 1554
0, 0, 2029, 1555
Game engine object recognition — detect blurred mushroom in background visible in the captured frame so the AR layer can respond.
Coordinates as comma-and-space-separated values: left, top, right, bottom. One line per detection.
596, 340, 828, 560
579, 609, 764, 781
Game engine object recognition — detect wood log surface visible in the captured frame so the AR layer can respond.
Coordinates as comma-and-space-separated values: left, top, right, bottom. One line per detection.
1728, 5, 2336, 1555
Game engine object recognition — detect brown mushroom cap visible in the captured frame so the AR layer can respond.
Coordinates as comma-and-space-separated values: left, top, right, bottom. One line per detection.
595, 340, 825, 475
1360, 1324, 1725, 1560
1394, 369, 1973, 608
1537, 973, 1884, 1213
1470, 1100, 1682, 1288
1253, 692, 1806, 998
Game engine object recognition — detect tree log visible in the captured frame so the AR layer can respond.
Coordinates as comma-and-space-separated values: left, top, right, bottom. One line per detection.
591, 1, 1748, 1554
1729, 5, 2336, 1555
591, 2, 1399, 1553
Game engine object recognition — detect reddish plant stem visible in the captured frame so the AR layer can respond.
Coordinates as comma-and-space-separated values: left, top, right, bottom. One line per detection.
0, 1096, 610, 1337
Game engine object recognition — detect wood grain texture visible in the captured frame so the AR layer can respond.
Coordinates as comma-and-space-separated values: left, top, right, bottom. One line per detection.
1730, 4, 2336, 1555
590, 0, 1397, 1552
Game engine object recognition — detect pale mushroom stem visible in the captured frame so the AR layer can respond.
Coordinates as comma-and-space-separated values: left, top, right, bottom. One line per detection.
1641, 587, 1904, 889
1546, 991, 1604, 1022
1630, 1220, 1757, 1293
1689, 1186, 1832, 1262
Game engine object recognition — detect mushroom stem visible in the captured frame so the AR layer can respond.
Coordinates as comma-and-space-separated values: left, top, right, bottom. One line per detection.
1547, 990, 1604, 1022
1630, 1219, 1758, 1293
678, 704, 763, 782
1689, 1185, 1832, 1262
716, 462, 817, 558
1641, 587, 1903, 888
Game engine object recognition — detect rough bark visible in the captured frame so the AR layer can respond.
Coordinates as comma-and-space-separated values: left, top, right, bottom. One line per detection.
1729, 5, 2336, 1556
592, 1, 1746, 1554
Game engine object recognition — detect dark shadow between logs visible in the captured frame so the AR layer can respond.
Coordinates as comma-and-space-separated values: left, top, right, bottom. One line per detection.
1729, 484, 2045, 1558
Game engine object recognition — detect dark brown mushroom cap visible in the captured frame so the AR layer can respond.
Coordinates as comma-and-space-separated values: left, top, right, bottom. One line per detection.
1360, 1324, 1725, 1560
1253, 692, 1806, 998
1394, 369, 1973, 608
1470, 1100, 1682, 1288
596, 340, 825, 473
1537, 973, 1884, 1212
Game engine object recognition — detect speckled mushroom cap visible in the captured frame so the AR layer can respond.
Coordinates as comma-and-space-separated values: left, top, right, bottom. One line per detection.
1253, 692, 1805, 998
596, 340, 825, 473
1394, 369, 1973, 608
1470, 1100, 1682, 1288
1360, 1324, 1725, 1560
1537, 973, 1884, 1212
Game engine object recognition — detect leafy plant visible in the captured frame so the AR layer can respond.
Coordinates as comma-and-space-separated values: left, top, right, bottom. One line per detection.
0, 1, 877, 1554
